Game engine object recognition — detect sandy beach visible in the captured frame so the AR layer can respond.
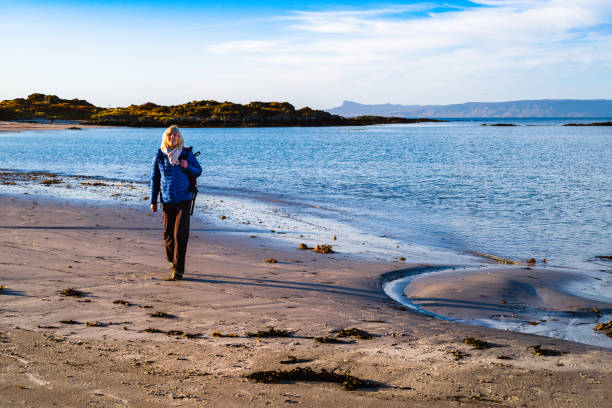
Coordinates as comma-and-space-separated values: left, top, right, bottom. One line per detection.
0, 121, 103, 133
1, 192, 611, 407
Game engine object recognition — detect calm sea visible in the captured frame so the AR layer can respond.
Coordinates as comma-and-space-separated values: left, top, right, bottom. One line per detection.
1, 118, 611, 270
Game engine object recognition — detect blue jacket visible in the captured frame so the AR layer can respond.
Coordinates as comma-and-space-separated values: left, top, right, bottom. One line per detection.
150, 147, 202, 205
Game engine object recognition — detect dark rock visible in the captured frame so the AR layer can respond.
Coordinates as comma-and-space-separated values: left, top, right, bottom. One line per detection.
564, 121, 612, 126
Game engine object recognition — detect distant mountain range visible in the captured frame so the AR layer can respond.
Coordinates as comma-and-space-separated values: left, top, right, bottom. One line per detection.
327, 100, 612, 118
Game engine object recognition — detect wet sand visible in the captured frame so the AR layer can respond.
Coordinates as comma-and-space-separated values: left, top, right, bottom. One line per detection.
403, 267, 612, 321
1, 193, 611, 407
0, 121, 104, 132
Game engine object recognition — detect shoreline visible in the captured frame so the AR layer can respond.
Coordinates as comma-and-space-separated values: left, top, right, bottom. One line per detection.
1, 193, 611, 406
2, 168, 611, 347
0, 120, 107, 133
0, 169, 477, 266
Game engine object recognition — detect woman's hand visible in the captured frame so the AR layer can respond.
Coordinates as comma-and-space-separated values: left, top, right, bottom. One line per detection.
151, 204, 157, 212
180, 159, 188, 169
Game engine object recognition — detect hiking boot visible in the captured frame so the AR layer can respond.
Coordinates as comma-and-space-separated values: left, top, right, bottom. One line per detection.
171, 268, 183, 280
163, 263, 182, 281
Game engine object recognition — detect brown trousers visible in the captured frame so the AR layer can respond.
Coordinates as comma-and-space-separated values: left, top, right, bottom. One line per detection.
162, 200, 191, 274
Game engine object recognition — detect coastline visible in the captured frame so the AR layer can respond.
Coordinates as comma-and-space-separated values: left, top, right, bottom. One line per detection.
0, 121, 106, 133
1, 193, 611, 406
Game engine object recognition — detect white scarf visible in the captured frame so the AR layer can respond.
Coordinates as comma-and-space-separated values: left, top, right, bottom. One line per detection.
162, 146, 181, 166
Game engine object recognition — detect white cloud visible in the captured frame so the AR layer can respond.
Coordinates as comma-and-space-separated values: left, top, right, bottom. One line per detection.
203, 1, 612, 105
208, 40, 288, 55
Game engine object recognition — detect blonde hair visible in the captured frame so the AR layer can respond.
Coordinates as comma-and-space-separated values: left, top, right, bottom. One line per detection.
161, 125, 184, 150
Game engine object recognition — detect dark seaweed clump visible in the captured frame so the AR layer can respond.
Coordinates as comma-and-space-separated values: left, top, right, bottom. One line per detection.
244, 367, 377, 391
85, 321, 106, 327
247, 327, 291, 338
41, 178, 62, 185
528, 345, 562, 356
594, 321, 612, 338
149, 311, 175, 319
280, 356, 312, 364
463, 337, 490, 350
262, 258, 278, 263
336, 328, 373, 340
448, 350, 469, 360
313, 244, 334, 254
113, 299, 132, 306
59, 288, 84, 298
144, 328, 164, 333
60, 320, 81, 325
314, 336, 350, 344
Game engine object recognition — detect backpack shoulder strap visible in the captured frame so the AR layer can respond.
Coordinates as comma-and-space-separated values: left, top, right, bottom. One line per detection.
180, 146, 192, 159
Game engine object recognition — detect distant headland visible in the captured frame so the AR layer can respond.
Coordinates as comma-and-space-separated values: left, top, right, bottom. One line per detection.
328, 99, 612, 118
0, 94, 443, 128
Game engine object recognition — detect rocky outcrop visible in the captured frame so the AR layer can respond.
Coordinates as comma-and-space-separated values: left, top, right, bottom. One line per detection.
86, 100, 442, 127
0, 94, 445, 128
563, 121, 612, 126
0, 93, 100, 120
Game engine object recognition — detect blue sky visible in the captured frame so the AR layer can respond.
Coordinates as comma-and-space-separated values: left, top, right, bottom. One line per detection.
1, 0, 611, 109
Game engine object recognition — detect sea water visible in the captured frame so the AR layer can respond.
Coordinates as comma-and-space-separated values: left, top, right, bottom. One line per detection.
2, 119, 610, 269
1, 119, 611, 344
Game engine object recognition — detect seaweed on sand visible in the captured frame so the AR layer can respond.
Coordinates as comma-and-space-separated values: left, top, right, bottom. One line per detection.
448, 350, 469, 360
314, 336, 350, 344
211, 331, 238, 337
527, 345, 562, 356
85, 321, 106, 327
280, 356, 312, 364
463, 337, 490, 350
59, 288, 84, 298
244, 367, 377, 391
313, 244, 334, 254
247, 327, 291, 338
594, 321, 612, 338
336, 328, 374, 340
144, 328, 164, 333
298, 243, 311, 250
113, 299, 133, 306
60, 320, 81, 325
475, 253, 521, 265
149, 311, 175, 319
163, 329, 200, 338
41, 178, 61, 185
262, 258, 277, 263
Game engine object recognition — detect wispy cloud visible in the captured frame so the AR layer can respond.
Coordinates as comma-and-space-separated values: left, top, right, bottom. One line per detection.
203, 1, 612, 105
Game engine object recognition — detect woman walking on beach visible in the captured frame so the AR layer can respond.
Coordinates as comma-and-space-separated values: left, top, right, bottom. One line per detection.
150, 125, 202, 280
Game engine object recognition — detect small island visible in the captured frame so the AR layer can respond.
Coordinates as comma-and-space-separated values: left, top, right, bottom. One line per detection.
563, 121, 612, 126
0, 93, 444, 128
